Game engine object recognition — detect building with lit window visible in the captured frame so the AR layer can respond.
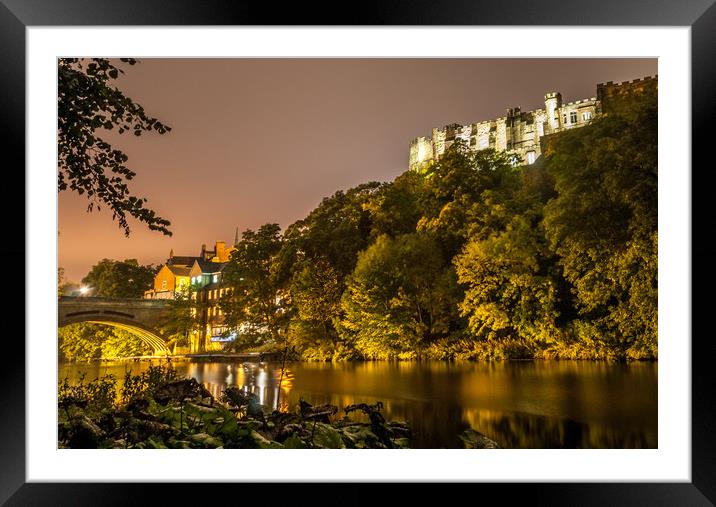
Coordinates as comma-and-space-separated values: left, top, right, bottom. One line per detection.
408, 75, 657, 171
143, 254, 202, 300
192, 268, 234, 352
144, 238, 240, 352
144, 239, 236, 300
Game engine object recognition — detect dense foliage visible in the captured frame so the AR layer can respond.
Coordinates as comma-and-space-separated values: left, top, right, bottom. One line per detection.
81, 258, 158, 298
216, 85, 658, 361
220, 224, 293, 349
58, 323, 152, 361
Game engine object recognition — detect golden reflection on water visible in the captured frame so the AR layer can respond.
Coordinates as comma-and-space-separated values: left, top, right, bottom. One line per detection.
58, 359, 657, 448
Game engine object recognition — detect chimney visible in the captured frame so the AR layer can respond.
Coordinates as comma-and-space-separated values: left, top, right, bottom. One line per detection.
216, 241, 226, 261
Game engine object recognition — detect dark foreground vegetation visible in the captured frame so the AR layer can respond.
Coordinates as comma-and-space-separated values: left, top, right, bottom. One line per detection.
60, 365, 475, 449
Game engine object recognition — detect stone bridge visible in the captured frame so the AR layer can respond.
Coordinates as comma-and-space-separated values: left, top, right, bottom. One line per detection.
58, 296, 172, 354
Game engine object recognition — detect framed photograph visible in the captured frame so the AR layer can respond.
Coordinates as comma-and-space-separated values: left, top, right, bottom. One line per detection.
4, 0, 714, 503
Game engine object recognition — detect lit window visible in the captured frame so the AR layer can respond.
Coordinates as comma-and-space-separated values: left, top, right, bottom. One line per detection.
570, 111, 577, 124
213, 274, 218, 283
582, 111, 592, 121
161, 280, 167, 290
526, 151, 536, 165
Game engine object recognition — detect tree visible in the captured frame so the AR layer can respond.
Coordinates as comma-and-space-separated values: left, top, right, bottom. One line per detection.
417, 142, 522, 258
542, 84, 658, 359
362, 170, 427, 240
341, 233, 460, 359
221, 224, 293, 345
58, 58, 172, 236
290, 258, 342, 343
447, 154, 562, 352
158, 286, 205, 350
282, 182, 381, 280
81, 258, 158, 298
276, 183, 382, 357
454, 215, 559, 348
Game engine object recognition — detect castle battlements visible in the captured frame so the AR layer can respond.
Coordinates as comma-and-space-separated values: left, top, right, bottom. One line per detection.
409, 75, 657, 171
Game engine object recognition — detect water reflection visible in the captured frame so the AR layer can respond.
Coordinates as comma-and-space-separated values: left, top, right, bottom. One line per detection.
59, 360, 657, 448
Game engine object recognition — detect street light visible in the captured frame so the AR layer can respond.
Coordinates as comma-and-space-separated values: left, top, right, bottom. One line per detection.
79, 286, 90, 296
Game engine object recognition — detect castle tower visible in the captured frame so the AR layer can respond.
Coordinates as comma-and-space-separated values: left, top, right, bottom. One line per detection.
544, 92, 562, 131
409, 136, 434, 171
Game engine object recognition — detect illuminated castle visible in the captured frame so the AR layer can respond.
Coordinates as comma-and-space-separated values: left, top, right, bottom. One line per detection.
408, 75, 657, 171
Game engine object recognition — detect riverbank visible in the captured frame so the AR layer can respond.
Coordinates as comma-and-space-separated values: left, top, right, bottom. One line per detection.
58, 364, 409, 449
58, 364, 505, 449
60, 352, 658, 366
58, 360, 657, 448
67, 351, 286, 364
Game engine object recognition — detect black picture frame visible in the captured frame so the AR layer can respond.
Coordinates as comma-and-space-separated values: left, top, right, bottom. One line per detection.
2, 0, 713, 504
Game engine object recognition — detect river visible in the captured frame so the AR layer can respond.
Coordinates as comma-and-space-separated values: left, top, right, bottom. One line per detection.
59, 359, 657, 449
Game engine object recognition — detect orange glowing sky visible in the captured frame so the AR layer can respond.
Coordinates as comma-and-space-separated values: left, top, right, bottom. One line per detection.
58, 58, 657, 282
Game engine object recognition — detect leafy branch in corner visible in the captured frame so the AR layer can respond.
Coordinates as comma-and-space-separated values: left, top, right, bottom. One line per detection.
58, 58, 172, 236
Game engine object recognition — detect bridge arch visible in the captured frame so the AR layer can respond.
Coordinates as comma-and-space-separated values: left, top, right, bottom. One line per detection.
59, 317, 170, 354
58, 297, 172, 355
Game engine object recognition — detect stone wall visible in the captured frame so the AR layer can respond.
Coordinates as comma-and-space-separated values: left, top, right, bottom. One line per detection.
408, 75, 656, 171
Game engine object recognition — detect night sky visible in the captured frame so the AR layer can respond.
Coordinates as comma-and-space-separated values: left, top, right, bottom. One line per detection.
58, 58, 657, 283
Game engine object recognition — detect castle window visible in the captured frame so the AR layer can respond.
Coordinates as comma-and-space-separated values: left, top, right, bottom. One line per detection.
563, 114, 567, 124
582, 111, 592, 121
570, 111, 577, 124
527, 151, 536, 165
